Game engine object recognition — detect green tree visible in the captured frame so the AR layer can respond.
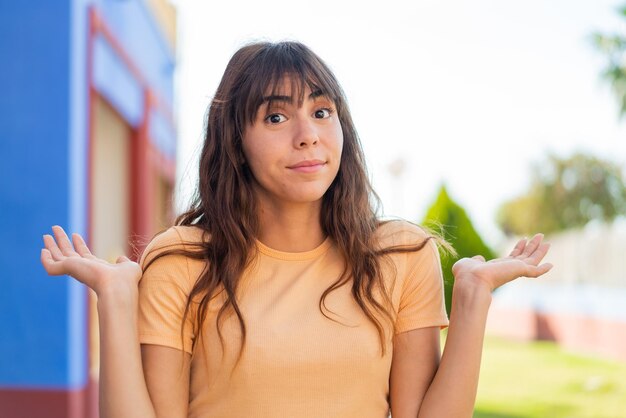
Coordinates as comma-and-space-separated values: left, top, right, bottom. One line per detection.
593, 4, 626, 116
422, 184, 495, 315
497, 152, 626, 236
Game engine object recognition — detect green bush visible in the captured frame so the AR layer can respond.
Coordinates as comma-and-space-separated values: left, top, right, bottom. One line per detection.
422, 184, 495, 315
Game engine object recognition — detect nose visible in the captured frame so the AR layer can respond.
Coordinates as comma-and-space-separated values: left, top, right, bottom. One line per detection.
293, 116, 319, 148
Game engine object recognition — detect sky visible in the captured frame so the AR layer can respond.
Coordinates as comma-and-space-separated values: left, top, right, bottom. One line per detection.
170, 0, 626, 248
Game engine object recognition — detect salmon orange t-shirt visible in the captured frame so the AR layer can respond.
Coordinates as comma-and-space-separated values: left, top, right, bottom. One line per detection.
138, 220, 448, 418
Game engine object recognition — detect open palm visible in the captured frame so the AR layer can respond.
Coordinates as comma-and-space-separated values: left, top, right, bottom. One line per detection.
452, 233, 553, 292
41, 225, 141, 296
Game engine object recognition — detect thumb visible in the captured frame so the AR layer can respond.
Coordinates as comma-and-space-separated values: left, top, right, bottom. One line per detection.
472, 255, 486, 262
116, 255, 131, 264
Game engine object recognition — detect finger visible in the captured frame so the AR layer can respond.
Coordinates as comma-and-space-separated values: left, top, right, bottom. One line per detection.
41, 248, 66, 276
524, 262, 553, 278
52, 225, 79, 256
41, 248, 71, 276
116, 255, 130, 264
43, 234, 65, 261
520, 233, 543, 258
526, 242, 551, 266
509, 238, 527, 257
72, 233, 95, 259
472, 255, 486, 262
42, 246, 106, 290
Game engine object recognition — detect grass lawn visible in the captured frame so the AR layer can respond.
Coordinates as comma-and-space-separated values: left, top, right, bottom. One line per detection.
473, 336, 626, 418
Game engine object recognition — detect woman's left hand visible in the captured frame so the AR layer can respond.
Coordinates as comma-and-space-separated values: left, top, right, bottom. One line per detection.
451, 233, 553, 293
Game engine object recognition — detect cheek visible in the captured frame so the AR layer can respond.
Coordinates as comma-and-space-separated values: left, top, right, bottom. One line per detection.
242, 140, 280, 182
243, 149, 266, 179
333, 123, 344, 158
241, 132, 264, 166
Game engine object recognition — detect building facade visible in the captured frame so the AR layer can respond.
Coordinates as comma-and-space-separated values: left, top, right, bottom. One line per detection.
0, 1, 177, 416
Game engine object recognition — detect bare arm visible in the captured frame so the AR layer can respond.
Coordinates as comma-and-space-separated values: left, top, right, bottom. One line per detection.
96, 286, 157, 418
414, 278, 492, 417
390, 233, 552, 418
41, 226, 190, 418
389, 327, 441, 418
141, 345, 191, 417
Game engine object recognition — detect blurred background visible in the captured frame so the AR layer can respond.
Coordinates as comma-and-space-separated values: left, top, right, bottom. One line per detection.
1, 0, 626, 417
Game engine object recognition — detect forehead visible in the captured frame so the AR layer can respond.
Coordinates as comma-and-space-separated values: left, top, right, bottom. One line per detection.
263, 75, 325, 103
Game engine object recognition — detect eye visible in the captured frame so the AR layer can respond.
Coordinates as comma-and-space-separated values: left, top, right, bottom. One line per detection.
313, 108, 333, 119
265, 113, 287, 124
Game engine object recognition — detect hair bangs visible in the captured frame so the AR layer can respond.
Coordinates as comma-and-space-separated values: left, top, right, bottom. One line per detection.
237, 42, 345, 127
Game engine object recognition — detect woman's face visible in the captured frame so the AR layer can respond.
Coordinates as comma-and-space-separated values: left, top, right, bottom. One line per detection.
241, 77, 344, 208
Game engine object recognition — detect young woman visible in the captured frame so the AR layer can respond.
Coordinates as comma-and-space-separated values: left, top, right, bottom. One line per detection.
41, 41, 552, 418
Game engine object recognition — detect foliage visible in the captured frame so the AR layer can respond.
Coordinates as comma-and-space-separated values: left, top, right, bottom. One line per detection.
496, 152, 626, 236
422, 184, 495, 315
593, 5, 626, 117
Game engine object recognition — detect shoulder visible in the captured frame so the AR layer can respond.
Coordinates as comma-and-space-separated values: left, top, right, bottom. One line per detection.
374, 219, 433, 249
379, 222, 447, 326
374, 219, 443, 280
138, 225, 208, 293
139, 225, 207, 269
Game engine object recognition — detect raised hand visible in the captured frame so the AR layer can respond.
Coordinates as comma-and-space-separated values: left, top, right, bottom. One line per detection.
451, 233, 553, 293
41, 225, 142, 297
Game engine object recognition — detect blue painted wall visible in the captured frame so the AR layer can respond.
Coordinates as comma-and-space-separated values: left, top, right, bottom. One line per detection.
0, 0, 85, 389
0, 0, 176, 389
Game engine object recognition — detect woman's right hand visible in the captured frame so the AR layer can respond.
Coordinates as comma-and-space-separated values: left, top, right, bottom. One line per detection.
41, 225, 142, 298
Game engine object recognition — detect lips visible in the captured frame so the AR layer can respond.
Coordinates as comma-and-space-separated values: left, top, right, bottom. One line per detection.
288, 159, 326, 169
287, 159, 326, 173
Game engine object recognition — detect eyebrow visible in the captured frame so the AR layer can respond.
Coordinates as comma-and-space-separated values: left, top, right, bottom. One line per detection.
261, 89, 326, 104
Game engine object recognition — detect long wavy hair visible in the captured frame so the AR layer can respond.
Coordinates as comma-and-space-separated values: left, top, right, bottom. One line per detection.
143, 41, 453, 365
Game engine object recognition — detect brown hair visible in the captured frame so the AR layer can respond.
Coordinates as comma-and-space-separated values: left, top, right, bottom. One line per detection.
143, 41, 454, 365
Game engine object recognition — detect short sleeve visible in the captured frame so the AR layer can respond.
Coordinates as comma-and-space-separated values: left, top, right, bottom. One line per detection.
395, 237, 449, 334
138, 227, 195, 354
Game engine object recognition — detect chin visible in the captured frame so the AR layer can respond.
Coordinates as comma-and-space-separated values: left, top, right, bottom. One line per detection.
288, 193, 327, 204
284, 186, 330, 204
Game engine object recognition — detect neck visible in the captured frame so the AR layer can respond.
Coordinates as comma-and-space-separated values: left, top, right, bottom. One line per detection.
255, 196, 326, 253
